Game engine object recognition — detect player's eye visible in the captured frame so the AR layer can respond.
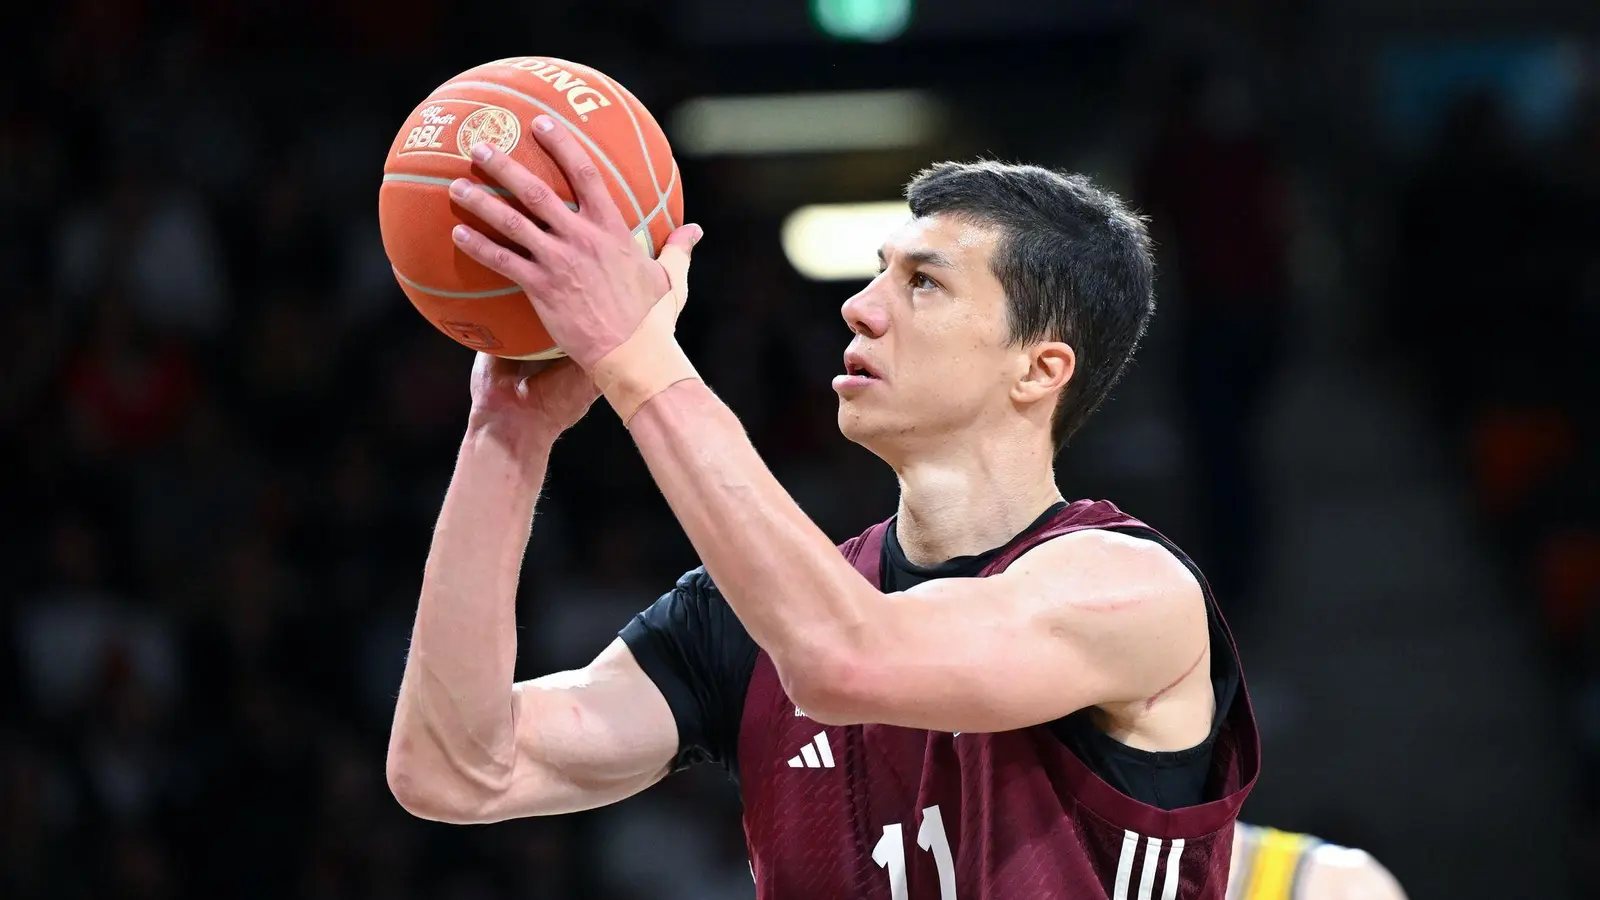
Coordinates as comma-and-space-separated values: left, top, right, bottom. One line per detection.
910, 271, 939, 291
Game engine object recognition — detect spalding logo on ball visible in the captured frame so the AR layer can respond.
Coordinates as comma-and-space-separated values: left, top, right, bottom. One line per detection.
379, 57, 685, 360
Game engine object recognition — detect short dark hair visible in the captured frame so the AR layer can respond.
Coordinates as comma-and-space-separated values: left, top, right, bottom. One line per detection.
905, 161, 1155, 450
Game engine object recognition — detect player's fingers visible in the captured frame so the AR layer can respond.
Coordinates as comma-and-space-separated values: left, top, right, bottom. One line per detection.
451, 223, 545, 289
534, 357, 599, 400
468, 141, 580, 233
448, 178, 556, 258
529, 115, 628, 233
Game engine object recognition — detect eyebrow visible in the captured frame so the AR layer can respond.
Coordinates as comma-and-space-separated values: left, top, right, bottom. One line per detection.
877, 247, 959, 271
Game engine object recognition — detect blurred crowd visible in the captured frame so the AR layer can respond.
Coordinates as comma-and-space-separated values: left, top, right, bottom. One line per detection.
1384, 87, 1600, 879
1, 4, 1598, 899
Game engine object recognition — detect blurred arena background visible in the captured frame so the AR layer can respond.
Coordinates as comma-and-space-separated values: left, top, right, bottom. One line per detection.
2, 0, 1598, 897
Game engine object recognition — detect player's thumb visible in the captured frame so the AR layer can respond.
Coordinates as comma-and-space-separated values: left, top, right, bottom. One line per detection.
662, 223, 703, 256
656, 224, 702, 313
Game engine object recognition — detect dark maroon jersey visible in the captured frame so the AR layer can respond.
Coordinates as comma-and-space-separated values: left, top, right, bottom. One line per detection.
735, 500, 1259, 900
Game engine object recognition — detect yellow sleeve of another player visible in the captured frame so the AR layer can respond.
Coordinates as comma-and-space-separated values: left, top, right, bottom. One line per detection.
1241, 827, 1319, 900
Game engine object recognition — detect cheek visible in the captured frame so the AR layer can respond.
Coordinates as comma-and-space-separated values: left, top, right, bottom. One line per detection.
894, 310, 1011, 404
908, 346, 1010, 405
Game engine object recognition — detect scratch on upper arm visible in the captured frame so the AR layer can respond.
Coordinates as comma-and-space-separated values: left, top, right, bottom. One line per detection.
813, 528, 1210, 731
1029, 529, 1209, 704
1143, 645, 1205, 711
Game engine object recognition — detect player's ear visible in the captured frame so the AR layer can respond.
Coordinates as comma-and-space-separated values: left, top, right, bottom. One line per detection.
1012, 341, 1075, 406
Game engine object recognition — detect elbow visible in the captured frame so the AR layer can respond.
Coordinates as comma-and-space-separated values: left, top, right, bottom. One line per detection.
776, 646, 878, 726
385, 745, 460, 823
386, 761, 440, 821
385, 739, 498, 825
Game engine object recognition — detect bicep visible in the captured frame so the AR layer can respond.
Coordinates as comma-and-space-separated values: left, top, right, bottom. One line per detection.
810, 580, 1103, 732
805, 531, 1205, 732
487, 639, 678, 819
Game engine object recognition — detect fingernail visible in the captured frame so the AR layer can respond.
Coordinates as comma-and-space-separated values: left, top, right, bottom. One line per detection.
449, 178, 471, 199
452, 225, 471, 243
688, 224, 704, 246
471, 143, 492, 162
533, 116, 555, 133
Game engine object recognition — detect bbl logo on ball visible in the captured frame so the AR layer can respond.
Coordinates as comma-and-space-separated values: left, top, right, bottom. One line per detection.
400, 104, 459, 153
456, 107, 521, 158
398, 102, 521, 159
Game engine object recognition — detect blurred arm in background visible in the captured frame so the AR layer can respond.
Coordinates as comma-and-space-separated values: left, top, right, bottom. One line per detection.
1230, 823, 1408, 900
1298, 845, 1407, 900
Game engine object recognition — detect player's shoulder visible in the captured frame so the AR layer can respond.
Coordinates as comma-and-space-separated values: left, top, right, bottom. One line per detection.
1300, 842, 1407, 900
635, 565, 732, 636
980, 528, 1207, 697
672, 564, 717, 595
1010, 526, 1203, 607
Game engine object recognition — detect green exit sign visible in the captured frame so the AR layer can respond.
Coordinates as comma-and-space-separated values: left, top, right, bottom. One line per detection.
811, 0, 914, 42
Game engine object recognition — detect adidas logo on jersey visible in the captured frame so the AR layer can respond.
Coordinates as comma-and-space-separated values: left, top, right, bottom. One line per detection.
1113, 829, 1186, 900
786, 731, 835, 768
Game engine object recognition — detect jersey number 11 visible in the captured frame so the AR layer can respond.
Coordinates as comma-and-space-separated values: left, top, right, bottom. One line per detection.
872, 804, 957, 900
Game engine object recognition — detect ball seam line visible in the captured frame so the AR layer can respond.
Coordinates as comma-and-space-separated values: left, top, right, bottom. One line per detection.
391, 267, 523, 299
594, 72, 672, 203
381, 173, 579, 211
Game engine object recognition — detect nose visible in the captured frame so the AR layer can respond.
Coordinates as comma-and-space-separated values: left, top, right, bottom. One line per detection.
841, 282, 888, 339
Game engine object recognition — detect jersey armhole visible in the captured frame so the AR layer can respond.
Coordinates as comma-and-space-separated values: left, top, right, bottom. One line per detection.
617, 571, 761, 781
1099, 524, 1241, 741
618, 612, 712, 772
1045, 525, 1242, 810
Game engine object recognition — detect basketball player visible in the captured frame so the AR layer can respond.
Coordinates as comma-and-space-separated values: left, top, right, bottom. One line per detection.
1227, 824, 1407, 900
386, 116, 1259, 898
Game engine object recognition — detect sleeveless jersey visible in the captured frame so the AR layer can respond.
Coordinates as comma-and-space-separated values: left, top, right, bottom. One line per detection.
1226, 824, 1323, 900
737, 499, 1260, 900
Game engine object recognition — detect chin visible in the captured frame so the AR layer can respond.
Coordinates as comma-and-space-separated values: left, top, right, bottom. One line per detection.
836, 403, 905, 459
836, 402, 877, 445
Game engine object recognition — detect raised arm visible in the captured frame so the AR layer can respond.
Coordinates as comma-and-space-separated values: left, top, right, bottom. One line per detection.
626, 382, 1208, 734
438, 127, 1210, 739
385, 356, 678, 823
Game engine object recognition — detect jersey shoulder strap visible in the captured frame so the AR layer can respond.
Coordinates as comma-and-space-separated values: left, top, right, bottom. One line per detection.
839, 518, 891, 586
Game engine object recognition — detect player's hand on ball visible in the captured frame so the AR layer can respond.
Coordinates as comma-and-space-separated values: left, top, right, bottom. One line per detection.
468, 354, 599, 438
448, 115, 702, 371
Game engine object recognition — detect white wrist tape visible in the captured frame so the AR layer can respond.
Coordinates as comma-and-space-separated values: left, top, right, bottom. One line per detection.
591, 242, 700, 425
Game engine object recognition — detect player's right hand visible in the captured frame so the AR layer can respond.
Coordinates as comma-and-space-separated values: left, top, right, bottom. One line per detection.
467, 352, 600, 438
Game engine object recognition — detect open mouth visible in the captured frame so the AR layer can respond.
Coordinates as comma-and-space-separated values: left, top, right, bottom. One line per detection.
843, 351, 880, 380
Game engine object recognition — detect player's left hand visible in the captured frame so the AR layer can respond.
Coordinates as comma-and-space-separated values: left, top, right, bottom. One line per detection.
447, 115, 701, 371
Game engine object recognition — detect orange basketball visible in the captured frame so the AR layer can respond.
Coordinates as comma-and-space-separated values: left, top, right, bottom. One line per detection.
379, 57, 685, 359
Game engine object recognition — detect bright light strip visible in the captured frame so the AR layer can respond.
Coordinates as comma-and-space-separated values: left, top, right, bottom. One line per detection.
781, 201, 912, 281
670, 90, 942, 156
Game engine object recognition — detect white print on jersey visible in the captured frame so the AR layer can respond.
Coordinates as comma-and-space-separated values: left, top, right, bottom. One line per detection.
874, 805, 958, 900
795, 705, 808, 718
785, 732, 835, 768
1112, 830, 1186, 900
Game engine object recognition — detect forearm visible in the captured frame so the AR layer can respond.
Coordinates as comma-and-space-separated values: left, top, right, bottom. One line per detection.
389, 417, 554, 792
624, 379, 874, 670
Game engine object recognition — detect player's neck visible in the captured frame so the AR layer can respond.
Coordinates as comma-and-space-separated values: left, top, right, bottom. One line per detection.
891, 435, 1061, 567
